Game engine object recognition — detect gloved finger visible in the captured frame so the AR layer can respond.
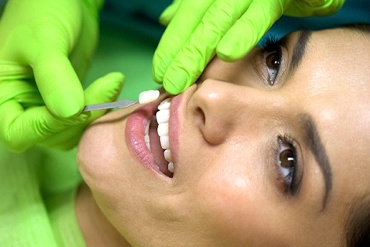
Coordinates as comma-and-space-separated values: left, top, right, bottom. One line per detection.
152, 0, 216, 84
216, 0, 290, 61
39, 72, 125, 150
285, 0, 345, 16
32, 49, 85, 118
0, 66, 37, 105
83, 72, 125, 121
159, 0, 182, 26
3, 19, 86, 119
161, 0, 252, 94
0, 100, 89, 152
69, 9, 99, 79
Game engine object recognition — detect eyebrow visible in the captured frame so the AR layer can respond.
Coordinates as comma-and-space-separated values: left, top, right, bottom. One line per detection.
299, 114, 332, 211
288, 30, 312, 75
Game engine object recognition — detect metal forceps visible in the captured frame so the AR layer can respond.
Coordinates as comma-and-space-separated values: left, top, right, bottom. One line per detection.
83, 99, 138, 112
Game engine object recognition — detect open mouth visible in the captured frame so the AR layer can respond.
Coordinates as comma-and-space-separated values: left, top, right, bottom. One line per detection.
145, 98, 174, 178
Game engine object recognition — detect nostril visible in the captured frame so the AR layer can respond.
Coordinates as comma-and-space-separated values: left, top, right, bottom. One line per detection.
195, 106, 230, 145
196, 107, 206, 127
192, 80, 233, 145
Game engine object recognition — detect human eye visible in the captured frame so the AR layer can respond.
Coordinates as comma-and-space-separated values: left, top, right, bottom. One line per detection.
260, 35, 286, 86
275, 136, 302, 195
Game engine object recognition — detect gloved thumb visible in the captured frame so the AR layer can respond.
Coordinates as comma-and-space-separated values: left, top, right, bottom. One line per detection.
39, 72, 125, 150
83, 72, 125, 121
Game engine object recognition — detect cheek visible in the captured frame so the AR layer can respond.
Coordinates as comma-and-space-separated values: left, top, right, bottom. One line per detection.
189, 161, 272, 246
77, 122, 134, 231
77, 118, 123, 189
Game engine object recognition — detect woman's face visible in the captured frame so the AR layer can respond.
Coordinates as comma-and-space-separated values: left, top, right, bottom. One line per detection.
78, 27, 370, 247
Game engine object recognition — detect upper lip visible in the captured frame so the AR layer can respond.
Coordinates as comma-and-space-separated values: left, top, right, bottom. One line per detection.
167, 84, 199, 168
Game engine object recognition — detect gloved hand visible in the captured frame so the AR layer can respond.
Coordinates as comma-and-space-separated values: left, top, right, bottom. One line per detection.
0, 0, 105, 151
0, 72, 124, 152
153, 0, 345, 94
0, 0, 103, 118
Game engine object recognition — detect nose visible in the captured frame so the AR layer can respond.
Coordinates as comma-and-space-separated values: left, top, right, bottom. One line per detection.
192, 79, 280, 145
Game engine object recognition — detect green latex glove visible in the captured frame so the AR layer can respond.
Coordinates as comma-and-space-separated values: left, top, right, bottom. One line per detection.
0, 72, 124, 152
0, 0, 103, 118
153, 0, 345, 94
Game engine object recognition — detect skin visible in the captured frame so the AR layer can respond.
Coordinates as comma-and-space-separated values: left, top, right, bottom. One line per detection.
76, 27, 370, 246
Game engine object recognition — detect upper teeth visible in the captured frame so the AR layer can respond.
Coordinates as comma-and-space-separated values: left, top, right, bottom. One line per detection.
144, 98, 174, 173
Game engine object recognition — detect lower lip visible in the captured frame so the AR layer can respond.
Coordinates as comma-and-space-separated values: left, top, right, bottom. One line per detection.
126, 93, 184, 176
125, 102, 161, 175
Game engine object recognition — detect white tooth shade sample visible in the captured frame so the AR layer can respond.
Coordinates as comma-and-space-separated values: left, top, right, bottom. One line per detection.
139, 90, 160, 104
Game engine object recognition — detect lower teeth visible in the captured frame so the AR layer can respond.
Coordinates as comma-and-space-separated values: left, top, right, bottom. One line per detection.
168, 162, 174, 173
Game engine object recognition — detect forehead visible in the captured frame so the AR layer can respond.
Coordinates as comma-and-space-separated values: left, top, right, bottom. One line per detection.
292, 28, 370, 138
292, 27, 370, 205
288, 27, 370, 114
291, 27, 370, 89
284, 28, 370, 129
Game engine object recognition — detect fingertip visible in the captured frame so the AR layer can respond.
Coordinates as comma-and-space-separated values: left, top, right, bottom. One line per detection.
152, 56, 166, 84
163, 79, 180, 95
163, 77, 188, 95
162, 63, 199, 94
159, 11, 172, 26
152, 66, 163, 85
159, 0, 181, 26
84, 72, 125, 106
104, 72, 125, 83
216, 38, 249, 62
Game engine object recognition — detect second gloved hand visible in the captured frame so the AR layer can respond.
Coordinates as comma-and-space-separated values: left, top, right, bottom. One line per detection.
0, 72, 124, 152
153, 0, 345, 94
0, 0, 103, 117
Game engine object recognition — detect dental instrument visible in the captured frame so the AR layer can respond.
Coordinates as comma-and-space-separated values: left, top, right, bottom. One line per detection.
83, 90, 160, 112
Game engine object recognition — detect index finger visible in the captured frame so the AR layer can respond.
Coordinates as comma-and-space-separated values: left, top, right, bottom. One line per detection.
33, 50, 85, 118
216, 0, 290, 60
153, 0, 216, 84
161, 0, 253, 94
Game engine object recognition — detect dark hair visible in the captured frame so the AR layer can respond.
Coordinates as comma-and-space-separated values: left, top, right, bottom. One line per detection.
340, 22, 370, 247
345, 195, 370, 247
342, 23, 370, 35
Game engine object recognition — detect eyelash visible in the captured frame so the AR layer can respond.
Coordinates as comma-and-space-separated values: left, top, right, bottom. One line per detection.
274, 135, 300, 195
260, 35, 285, 85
